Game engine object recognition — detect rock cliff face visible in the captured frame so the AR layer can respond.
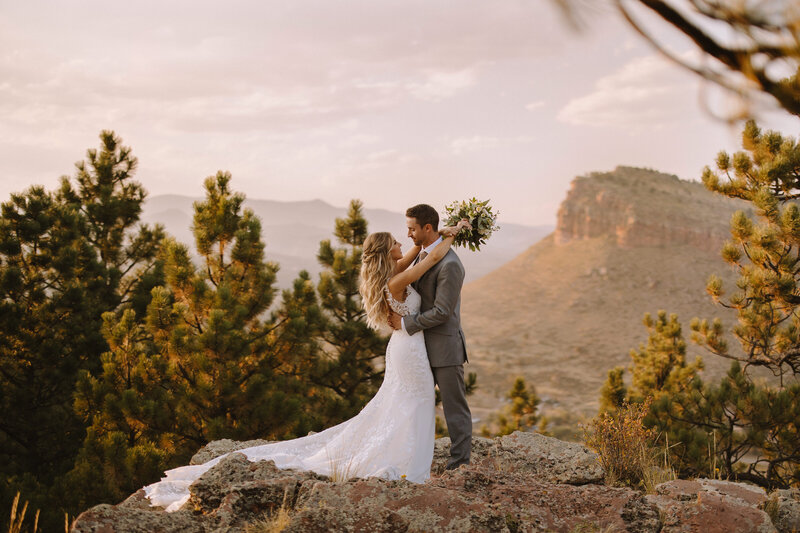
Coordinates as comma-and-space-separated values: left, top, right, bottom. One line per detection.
71, 432, 799, 533
554, 166, 750, 249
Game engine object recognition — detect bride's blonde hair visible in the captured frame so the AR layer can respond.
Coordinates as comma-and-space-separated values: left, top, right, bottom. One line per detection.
359, 232, 395, 330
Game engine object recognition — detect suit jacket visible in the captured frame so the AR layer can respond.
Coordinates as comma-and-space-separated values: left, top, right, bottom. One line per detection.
405, 248, 468, 367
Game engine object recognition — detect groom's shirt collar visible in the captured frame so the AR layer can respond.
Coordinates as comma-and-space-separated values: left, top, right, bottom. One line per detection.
422, 236, 442, 255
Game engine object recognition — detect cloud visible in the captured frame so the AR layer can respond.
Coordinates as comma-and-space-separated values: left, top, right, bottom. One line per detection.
0, 0, 571, 136
406, 69, 477, 101
6, 0, 736, 229
557, 54, 697, 127
450, 135, 535, 155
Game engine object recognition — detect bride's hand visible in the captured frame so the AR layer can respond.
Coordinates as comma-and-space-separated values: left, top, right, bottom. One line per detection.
440, 218, 471, 238
387, 310, 402, 330
457, 218, 472, 232
440, 226, 458, 238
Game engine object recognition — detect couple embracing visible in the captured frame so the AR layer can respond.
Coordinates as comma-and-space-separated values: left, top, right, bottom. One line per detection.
146, 203, 473, 512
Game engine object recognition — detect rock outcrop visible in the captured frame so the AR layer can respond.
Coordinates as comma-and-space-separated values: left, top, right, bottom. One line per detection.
71, 432, 793, 533
647, 479, 776, 533
765, 488, 800, 533
554, 166, 750, 250
431, 432, 603, 483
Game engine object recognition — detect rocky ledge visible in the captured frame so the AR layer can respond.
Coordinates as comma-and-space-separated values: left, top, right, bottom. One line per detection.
553, 166, 750, 250
72, 432, 799, 533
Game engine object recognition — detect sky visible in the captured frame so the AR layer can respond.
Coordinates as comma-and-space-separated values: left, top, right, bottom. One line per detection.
1, 0, 799, 226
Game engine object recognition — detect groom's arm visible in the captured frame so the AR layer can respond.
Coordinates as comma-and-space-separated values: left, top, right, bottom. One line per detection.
403, 259, 464, 336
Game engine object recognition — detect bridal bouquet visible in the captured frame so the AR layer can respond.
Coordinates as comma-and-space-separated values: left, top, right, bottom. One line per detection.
443, 198, 500, 251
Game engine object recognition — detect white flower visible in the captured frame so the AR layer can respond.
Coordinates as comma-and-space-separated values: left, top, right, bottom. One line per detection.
441, 198, 500, 251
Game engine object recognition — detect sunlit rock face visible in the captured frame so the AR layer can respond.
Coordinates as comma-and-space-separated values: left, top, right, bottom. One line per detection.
554, 166, 749, 250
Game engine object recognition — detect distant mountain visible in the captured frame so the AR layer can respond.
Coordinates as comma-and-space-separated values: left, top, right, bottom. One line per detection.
140, 195, 552, 287
460, 166, 757, 434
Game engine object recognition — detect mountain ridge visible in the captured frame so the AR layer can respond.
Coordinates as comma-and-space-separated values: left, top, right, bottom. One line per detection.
140, 195, 552, 287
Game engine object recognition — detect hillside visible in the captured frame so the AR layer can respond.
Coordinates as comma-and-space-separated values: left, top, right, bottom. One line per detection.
140, 195, 551, 287
461, 166, 755, 432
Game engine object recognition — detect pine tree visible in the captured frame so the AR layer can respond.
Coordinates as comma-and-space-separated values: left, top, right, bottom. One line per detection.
628, 311, 705, 403
696, 120, 800, 382
563, 1, 800, 118
598, 367, 627, 415
265, 270, 329, 427
601, 121, 800, 489
312, 200, 389, 421
481, 377, 541, 436
602, 298, 800, 488
66, 309, 172, 509
504, 377, 541, 433
0, 131, 163, 529
145, 171, 311, 444
0, 186, 104, 521
65, 173, 328, 514
601, 311, 708, 475
687, 120, 800, 487
598, 312, 703, 412
56, 132, 164, 315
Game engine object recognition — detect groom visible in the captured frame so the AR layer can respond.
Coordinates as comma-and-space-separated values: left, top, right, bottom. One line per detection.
388, 203, 472, 470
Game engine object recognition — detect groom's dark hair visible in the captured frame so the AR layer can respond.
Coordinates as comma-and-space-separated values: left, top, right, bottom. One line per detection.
406, 204, 439, 231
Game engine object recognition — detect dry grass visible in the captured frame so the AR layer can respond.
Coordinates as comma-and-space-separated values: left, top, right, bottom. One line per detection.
7, 493, 39, 533
642, 464, 677, 494
244, 508, 292, 533
243, 490, 293, 533
762, 493, 781, 526
326, 445, 361, 483
584, 400, 657, 489
641, 435, 678, 493
707, 430, 724, 481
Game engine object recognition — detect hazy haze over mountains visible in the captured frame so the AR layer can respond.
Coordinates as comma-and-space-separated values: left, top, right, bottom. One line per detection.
141, 195, 552, 287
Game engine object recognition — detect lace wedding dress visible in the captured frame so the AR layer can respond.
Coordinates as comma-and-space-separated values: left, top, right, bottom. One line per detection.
144, 285, 435, 512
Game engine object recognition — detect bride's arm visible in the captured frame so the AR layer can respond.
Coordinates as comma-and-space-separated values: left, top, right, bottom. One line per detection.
395, 244, 422, 273
387, 220, 469, 295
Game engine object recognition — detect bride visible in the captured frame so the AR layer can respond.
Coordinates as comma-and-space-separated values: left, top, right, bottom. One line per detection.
144, 220, 470, 512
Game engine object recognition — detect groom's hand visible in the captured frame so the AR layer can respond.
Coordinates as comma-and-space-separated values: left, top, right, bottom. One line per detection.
387, 310, 402, 330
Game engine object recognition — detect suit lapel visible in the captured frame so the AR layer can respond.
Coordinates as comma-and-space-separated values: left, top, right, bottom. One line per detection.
416, 251, 447, 297
412, 247, 451, 294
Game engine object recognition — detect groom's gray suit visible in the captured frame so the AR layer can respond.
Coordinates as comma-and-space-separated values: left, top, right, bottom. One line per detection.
405, 248, 471, 468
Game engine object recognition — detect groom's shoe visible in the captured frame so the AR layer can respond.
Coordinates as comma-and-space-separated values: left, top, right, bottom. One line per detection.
445, 460, 469, 471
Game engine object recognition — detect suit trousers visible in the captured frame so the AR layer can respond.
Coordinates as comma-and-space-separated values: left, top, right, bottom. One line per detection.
432, 364, 472, 468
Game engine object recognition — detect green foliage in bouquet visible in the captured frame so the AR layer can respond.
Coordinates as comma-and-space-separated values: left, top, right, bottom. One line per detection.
442, 198, 500, 251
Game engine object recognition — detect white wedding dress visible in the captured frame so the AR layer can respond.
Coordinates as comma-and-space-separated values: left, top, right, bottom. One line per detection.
144, 285, 435, 512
